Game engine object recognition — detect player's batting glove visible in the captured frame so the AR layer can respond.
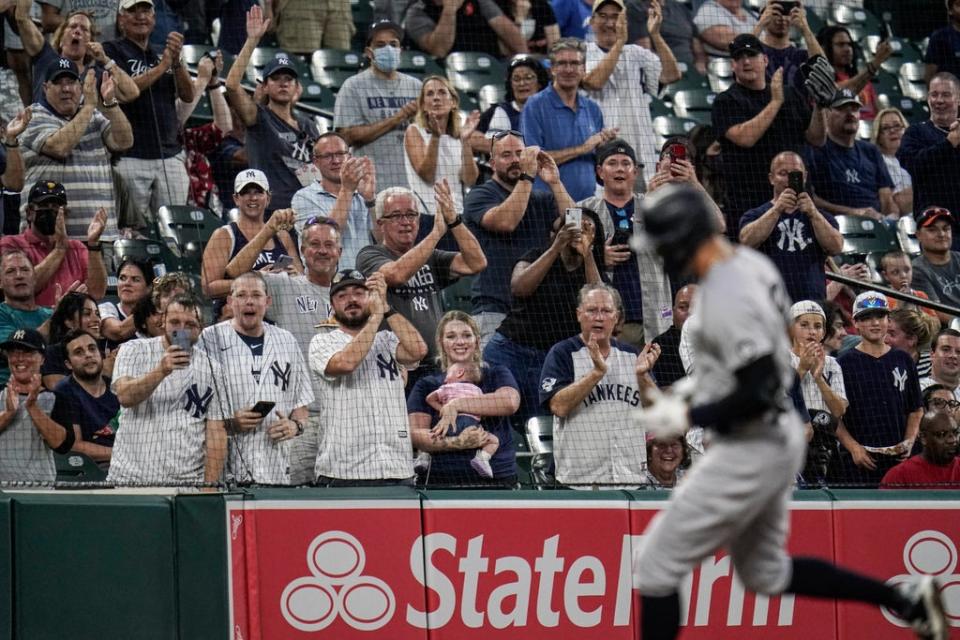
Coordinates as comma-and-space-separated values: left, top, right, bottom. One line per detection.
634, 392, 690, 439
801, 54, 837, 108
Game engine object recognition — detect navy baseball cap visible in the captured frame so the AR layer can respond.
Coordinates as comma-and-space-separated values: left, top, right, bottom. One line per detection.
28, 180, 68, 206
262, 53, 299, 80
46, 57, 80, 83
729, 34, 764, 58
0, 328, 46, 354
366, 19, 403, 46
830, 87, 863, 109
329, 269, 368, 300
596, 138, 638, 167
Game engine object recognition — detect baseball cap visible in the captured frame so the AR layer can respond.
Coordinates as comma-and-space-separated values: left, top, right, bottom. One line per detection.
0, 328, 46, 354
119, 0, 153, 10
915, 206, 955, 228
829, 87, 863, 109
28, 180, 68, 206
592, 0, 624, 14
729, 34, 764, 58
790, 300, 825, 321
852, 291, 890, 319
329, 269, 368, 300
596, 138, 638, 167
262, 53, 299, 80
234, 169, 270, 194
366, 19, 404, 46
46, 57, 80, 83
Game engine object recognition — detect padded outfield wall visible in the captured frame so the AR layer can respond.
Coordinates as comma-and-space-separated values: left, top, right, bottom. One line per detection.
0, 489, 958, 639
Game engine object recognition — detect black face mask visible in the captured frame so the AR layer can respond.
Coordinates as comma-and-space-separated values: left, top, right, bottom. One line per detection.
33, 208, 58, 235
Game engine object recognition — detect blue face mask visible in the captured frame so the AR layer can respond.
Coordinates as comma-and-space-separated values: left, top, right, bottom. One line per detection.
372, 45, 401, 72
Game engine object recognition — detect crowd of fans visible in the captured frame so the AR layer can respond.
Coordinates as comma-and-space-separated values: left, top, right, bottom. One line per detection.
0, 0, 958, 489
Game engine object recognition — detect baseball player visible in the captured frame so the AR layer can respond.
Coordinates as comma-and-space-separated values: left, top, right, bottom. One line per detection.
109, 294, 228, 486
632, 185, 947, 640
198, 272, 313, 485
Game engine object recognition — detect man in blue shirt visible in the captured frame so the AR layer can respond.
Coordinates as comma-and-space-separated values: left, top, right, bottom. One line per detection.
805, 88, 897, 220
924, 0, 960, 81
898, 72, 960, 225
739, 150, 842, 301
521, 37, 617, 201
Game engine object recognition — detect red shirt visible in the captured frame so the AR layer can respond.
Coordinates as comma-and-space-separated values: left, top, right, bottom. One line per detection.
880, 455, 960, 489
0, 228, 88, 307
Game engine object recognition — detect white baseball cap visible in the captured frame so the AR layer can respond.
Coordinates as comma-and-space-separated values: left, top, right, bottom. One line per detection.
119, 0, 154, 10
790, 300, 825, 321
852, 291, 890, 319
234, 169, 270, 194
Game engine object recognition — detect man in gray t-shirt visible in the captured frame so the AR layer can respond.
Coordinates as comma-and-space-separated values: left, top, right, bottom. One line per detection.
334, 20, 421, 191
911, 206, 960, 322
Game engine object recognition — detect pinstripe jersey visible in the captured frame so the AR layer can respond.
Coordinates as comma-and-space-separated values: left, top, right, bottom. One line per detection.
198, 321, 314, 485
0, 390, 57, 483
309, 329, 414, 481
108, 337, 227, 485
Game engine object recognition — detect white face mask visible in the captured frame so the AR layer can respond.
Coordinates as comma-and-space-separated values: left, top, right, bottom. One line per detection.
372, 44, 401, 72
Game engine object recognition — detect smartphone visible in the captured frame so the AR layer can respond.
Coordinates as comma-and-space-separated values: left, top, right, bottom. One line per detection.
170, 329, 191, 352
668, 143, 687, 162
879, 21, 892, 42
250, 401, 276, 417
612, 228, 632, 246
774, 0, 799, 13
565, 207, 582, 229
787, 170, 804, 194
274, 255, 294, 271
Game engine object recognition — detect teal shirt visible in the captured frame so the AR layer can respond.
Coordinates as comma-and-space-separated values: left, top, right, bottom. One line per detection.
0, 303, 52, 385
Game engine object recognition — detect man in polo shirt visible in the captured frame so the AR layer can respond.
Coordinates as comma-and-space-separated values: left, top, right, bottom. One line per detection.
291, 132, 377, 270
104, 0, 194, 227
463, 131, 574, 347
920, 329, 960, 399
739, 151, 842, 301
836, 291, 923, 486
805, 88, 898, 220
0, 181, 107, 307
521, 37, 618, 201
0, 328, 75, 483
880, 411, 960, 489
19, 57, 132, 241
334, 20, 422, 192
712, 33, 826, 234
911, 205, 960, 322
226, 5, 319, 214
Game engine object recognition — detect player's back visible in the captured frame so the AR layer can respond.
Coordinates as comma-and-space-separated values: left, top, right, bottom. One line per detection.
689, 247, 796, 428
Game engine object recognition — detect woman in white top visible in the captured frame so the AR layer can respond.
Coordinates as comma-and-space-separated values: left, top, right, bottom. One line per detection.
789, 300, 848, 422
99, 258, 152, 349
404, 75, 480, 216
871, 108, 914, 215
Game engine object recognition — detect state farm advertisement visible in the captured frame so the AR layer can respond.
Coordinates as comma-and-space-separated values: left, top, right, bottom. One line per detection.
225, 496, 960, 639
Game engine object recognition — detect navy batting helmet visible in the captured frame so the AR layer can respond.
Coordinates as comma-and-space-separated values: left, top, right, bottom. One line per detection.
637, 185, 720, 279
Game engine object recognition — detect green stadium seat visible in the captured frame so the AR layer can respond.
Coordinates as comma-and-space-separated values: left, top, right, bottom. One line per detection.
857, 119, 873, 140
525, 416, 554, 489
298, 81, 337, 109
182, 44, 215, 66
651, 115, 698, 150
186, 93, 213, 127
441, 274, 475, 313
897, 216, 920, 256
659, 69, 708, 101
310, 49, 363, 88
829, 4, 882, 36
156, 205, 224, 262
478, 84, 505, 111
398, 50, 444, 79
670, 89, 717, 125
706, 57, 733, 93
445, 52, 506, 95
899, 62, 928, 101
864, 36, 922, 75
649, 97, 673, 119
112, 238, 166, 268
834, 215, 899, 265
55, 452, 107, 483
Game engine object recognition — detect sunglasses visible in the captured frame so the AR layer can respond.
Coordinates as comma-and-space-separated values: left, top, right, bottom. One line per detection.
303, 216, 341, 231
491, 129, 523, 141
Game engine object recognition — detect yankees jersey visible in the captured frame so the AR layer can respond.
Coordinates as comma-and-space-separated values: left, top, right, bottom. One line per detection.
687, 247, 797, 430
309, 329, 413, 481
108, 337, 227, 485
539, 336, 647, 486
0, 390, 57, 483
789, 351, 847, 415
198, 322, 314, 485
262, 272, 332, 360
838, 347, 922, 448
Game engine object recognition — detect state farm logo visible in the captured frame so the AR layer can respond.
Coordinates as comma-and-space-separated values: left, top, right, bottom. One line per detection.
882, 530, 960, 628
280, 531, 396, 631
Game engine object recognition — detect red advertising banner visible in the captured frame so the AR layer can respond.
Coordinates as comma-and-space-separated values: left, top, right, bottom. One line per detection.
225, 496, 960, 639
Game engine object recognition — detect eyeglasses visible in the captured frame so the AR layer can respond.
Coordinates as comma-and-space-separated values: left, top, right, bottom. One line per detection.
511, 73, 538, 84
492, 129, 523, 141
928, 398, 960, 411
316, 151, 348, 161
304, 216, 341, 231
381, 211, 419, 222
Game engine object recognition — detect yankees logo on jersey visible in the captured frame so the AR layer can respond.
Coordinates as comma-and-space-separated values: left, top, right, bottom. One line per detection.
183, 384, 214, 418
270, 361, 292, 390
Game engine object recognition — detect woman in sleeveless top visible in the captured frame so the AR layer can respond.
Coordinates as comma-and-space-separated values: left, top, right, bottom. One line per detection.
403, 75, 480, 216
201, 172, 301, 312
99, 258, 152, 350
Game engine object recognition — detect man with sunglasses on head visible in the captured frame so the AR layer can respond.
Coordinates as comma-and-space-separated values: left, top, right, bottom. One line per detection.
880, 410, 960, 489
0, 181, 107, 307
463, 129, 575, 348
920, 329, 960, 401
292, 132, 378, 270
911, 205, 960, 324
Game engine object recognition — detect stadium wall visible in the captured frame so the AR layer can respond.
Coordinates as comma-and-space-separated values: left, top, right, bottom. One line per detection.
0, 489, 957, 639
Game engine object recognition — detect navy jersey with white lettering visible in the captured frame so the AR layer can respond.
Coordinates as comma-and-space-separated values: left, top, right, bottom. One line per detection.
838, 347, 921, 448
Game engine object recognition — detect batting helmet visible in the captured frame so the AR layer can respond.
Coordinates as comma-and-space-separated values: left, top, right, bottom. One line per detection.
637, 185, 720, 280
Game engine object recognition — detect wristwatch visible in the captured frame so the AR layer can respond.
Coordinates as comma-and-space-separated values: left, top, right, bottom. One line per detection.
447, 215, 463, 229
518, 173, 535, 183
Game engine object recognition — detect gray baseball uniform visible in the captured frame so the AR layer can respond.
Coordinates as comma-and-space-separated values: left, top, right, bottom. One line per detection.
634, 247, 808, 597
